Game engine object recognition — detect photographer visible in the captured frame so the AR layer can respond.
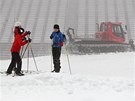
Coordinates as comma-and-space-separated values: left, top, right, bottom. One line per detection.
6, 22, 31, 76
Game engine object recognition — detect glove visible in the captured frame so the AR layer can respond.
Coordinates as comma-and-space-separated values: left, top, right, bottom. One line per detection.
59, 42, 63, 46
22, 37, 26, 41
63, 34, 67, 43
27, 38, 32, 43
27, 31, 31, 35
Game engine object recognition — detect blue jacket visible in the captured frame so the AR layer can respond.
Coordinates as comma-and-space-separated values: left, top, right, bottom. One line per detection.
50, 31, 64, 47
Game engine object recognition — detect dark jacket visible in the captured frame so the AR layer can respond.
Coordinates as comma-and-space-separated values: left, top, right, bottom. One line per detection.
50, 31, 64, 47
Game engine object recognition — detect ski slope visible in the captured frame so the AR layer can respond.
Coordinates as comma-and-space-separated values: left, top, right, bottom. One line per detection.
0, 52, 135, 101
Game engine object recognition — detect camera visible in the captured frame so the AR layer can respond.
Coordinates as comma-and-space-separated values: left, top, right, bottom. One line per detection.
27, 31, 31, 35
27, 38, 32, 43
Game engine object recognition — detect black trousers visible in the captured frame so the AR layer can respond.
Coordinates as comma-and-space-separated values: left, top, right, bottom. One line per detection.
7, 52, 22, 74
52, 47, 61, 72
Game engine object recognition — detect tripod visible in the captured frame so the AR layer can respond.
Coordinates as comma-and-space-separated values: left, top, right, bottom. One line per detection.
21, 36, 38, 73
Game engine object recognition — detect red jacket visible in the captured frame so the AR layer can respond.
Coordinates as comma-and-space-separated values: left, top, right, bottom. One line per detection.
11, 27, 28, 52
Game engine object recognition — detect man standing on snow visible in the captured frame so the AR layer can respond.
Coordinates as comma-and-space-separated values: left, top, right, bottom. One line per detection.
50, 24, 64, 73
6, 22, 31, 76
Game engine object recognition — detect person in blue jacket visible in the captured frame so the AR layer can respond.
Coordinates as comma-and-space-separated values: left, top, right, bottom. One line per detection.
50, 24, 64, 73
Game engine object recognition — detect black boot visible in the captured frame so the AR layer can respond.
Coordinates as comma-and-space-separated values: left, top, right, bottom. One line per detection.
55, 68, 60, 73
6, 72, 12, 75
51, 68, 60, 73
51, 69, 55, 72
16, 72, 24, 76
52, 66, 61, 73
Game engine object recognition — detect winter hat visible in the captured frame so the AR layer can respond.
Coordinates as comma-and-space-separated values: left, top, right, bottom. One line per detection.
54, 24, 59, 29
13, 21, 22, 33
14, 21, 22, 27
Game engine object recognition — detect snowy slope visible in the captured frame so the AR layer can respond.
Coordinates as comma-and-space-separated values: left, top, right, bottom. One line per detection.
0, 52, 135, 101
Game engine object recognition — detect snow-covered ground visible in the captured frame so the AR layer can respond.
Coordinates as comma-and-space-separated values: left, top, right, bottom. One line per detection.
0, 52, 135, 101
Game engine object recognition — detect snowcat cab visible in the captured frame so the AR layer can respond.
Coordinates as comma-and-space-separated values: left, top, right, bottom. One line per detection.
95, 22, 126, 43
